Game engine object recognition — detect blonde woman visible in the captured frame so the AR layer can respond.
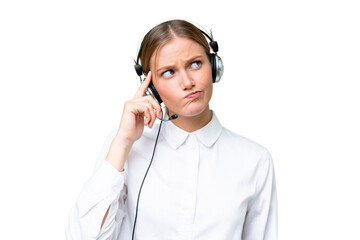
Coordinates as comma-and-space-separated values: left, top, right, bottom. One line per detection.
67, 19, 277, 240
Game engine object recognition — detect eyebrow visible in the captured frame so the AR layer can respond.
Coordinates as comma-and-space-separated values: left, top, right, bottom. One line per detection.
156, 55, 204, 73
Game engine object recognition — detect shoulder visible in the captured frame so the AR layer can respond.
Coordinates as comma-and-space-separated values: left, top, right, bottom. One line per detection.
220, 127, 267, 153
219, 127, 272, 164
140, 123, 161, 143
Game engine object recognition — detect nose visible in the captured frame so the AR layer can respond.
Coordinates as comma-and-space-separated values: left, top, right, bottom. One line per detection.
179, 70, 195, 90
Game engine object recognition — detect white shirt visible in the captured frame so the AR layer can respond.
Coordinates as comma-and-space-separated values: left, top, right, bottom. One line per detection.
66, 112, 277, 240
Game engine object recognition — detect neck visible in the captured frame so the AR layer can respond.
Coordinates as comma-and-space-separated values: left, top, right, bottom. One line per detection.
169, 106, 212, 132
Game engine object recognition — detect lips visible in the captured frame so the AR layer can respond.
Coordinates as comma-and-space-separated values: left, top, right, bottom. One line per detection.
185, 91, 201, 99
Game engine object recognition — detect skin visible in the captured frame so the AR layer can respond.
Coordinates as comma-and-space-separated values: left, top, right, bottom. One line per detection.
102, 37, 213, 228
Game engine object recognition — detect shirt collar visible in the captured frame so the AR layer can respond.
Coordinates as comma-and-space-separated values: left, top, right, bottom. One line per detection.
161, 111, 222, 149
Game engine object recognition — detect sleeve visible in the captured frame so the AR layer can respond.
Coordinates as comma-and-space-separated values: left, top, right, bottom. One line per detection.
66, 130, 128, 240
242, 149, 278, 240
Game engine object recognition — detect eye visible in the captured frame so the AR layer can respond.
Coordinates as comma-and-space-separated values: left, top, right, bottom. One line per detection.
162, 69, 174, 78
190, 61, 201, 69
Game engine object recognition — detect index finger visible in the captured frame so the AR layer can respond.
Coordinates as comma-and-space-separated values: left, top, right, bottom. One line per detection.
134, 71, 152, 99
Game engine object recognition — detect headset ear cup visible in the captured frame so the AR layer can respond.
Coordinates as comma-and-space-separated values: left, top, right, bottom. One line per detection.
211, 54, 224, 83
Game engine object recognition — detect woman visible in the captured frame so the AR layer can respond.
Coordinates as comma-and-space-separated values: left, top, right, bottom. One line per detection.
67, 19, 277, 240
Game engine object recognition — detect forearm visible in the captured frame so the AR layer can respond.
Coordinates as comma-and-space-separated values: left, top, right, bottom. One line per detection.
105, 135, 133, 172
67, 160, 127, 239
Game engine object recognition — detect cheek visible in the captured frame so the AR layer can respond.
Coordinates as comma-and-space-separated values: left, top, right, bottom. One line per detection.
200, 63, 213, 83
199, 68, 213, 90
204, 82, 213, 102
157, 82, 179, 102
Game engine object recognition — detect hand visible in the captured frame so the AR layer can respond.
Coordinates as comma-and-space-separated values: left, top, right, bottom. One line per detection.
116, 71, 161, 144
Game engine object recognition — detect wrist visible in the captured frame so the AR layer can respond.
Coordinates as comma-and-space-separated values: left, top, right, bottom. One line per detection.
114, 132, 135, 148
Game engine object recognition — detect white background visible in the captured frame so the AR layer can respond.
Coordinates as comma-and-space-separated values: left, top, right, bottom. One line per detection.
1, 0, 359, 239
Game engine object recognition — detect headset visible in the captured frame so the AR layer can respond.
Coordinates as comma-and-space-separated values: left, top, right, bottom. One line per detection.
134, 28, 224, 105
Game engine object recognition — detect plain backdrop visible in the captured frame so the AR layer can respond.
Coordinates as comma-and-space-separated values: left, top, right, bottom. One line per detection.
0, 0, 359, 239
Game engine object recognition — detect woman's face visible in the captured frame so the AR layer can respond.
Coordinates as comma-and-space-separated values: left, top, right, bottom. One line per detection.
150, 37, 213, 118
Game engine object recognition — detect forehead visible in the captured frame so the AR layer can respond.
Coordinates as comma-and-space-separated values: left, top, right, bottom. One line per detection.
150, 37, 207, 68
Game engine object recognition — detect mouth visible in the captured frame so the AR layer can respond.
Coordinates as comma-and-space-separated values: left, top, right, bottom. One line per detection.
185, 91, 201, 99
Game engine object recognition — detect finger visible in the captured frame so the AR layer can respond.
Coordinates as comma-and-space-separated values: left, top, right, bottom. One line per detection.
134, 71, 152, 99
143, 101, 156, 127
133, 102, 156, 127
143, 95, 161, 119
133, 95, 161, 120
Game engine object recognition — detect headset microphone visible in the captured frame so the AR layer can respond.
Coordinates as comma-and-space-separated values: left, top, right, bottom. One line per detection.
160, 114, 178, 121
158, 109, 178, 121
168, 114, 178, 120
